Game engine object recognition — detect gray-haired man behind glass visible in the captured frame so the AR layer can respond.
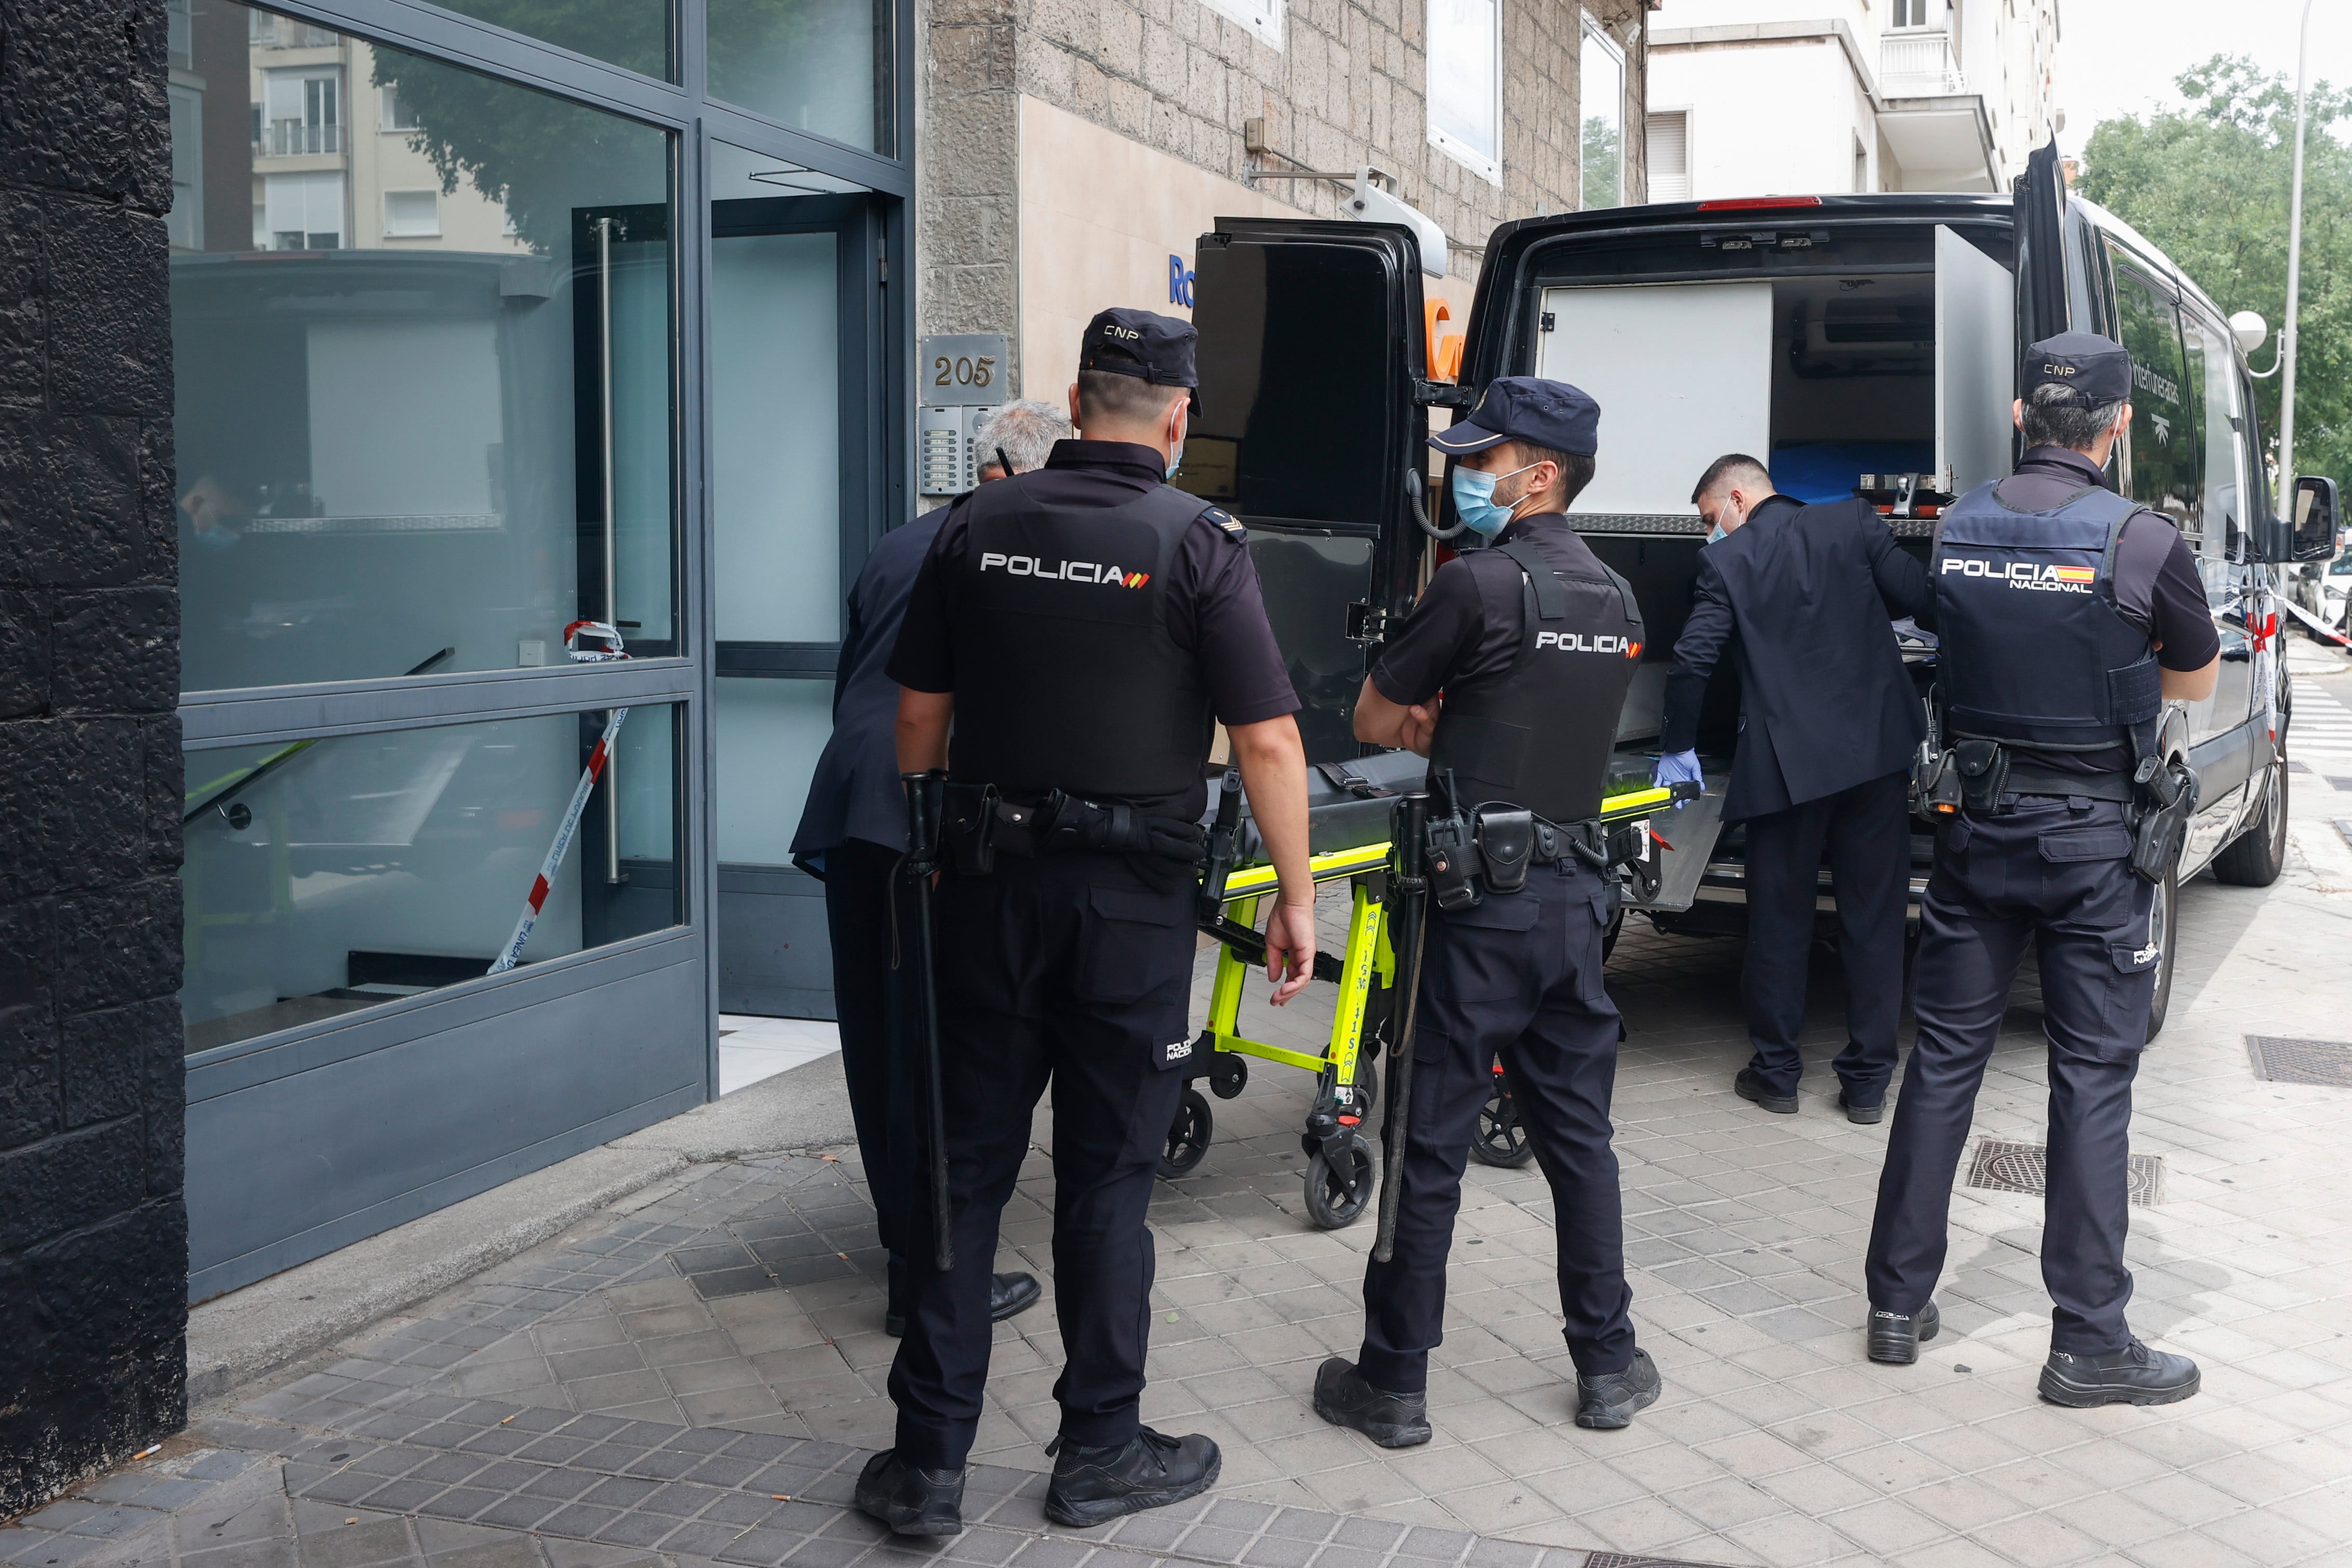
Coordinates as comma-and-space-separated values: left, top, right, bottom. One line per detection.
789, 398, 1070, 1335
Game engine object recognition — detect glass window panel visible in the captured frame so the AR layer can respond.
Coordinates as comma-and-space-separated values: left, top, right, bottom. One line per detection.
181, 704, 682, 1055
712, 228, 841, 643
1580, 23, 1625, 210
715, 679, 832, 866
1427, 0, 1499, 181
2185, 314, 2247, 568
2110, 256, 2198, 529
429, 0, 670, 81
709, 0, 895, 155
170, 4, 675, 693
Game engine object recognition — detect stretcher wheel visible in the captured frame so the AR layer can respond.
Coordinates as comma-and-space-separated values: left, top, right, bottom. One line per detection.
1470, 1060, 1535, 1169
1303, 1136, 1374, 1229
1159, 1089, 1213, 1178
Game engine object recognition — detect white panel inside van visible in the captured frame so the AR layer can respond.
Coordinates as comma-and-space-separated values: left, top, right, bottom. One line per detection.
1934, 224, 2015, 496
1538, 281, 1773, 516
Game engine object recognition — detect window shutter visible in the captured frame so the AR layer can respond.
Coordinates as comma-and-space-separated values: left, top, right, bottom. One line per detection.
1646, 111, 1689, 203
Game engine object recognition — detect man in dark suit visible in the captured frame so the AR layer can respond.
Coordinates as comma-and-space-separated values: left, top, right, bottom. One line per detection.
1655, 454, 1931, 1123
790, 399, 1070, 1334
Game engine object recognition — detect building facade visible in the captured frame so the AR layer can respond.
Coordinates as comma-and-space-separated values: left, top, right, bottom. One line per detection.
1646, 0, 2058, 201
919, 0, 1654, 404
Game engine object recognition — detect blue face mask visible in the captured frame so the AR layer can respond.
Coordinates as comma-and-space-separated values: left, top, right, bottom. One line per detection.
1451, 461, 1537, 539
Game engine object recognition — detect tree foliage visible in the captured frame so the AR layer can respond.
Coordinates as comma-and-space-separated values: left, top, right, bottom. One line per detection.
2080, 56, 2352, 489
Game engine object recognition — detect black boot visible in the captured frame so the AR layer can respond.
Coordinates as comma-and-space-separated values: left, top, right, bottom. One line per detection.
852, 1451, 965, 1537
886, 1270, 1042, 1337
2039, 1340, 2200, 1407
1574, 1347, 1662, 1430
1042, 1427, 1221, 1527
1836, 1089, 1884, 1125
1867, 1299, 1941, 1365
1311, 1358, 1431, 1448
1735, 1069, 1798, 1115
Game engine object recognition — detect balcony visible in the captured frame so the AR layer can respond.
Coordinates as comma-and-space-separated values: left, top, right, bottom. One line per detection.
1881, 29, 1963, 97
259, 121, 344, 157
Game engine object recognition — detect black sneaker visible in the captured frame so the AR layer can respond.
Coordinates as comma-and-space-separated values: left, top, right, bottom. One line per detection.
1837, 1091, 1885, 1125
2039, 1340, 2201, 1407
1734, 1069, 1798, 1115
852, 1450, 965, 1537
1311, 1358, 1431, 1448
1867, 1300, 1941, 1365
886, 1271, 1043, 1337
1574, 1347, 1662, 1430
1042, 1427, 1221, 1527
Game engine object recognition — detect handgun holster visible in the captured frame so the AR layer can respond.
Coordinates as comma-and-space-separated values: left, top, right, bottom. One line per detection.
942, 781, 998, 876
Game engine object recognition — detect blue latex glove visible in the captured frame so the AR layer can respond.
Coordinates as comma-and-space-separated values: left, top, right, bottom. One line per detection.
1654, 750, 1703, 789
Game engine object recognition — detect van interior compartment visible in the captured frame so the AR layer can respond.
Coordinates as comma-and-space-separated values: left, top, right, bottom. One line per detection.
1535, 224, 2014, 519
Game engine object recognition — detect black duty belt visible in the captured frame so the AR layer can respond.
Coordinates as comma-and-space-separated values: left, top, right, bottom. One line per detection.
2004, 764, 2135, 803
1426, 803, 1631, 912
940, 780, 1205, 877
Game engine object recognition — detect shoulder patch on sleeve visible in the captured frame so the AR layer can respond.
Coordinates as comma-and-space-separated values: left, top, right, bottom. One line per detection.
1199, 505, 1246, 540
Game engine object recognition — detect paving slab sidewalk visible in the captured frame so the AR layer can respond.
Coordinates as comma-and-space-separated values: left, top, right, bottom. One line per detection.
15, 697, 2352, 1568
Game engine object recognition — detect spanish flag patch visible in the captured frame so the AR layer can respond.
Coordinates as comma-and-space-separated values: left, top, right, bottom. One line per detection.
2052, 565, 2095, 583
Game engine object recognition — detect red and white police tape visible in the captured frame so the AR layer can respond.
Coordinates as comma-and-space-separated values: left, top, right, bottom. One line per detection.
488, 622, 631, 975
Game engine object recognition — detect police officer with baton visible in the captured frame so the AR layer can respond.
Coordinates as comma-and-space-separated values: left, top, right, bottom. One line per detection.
1865, 334, 2216, 1403
859, 308, 1317, 1536
1314, 379, 1662, 1444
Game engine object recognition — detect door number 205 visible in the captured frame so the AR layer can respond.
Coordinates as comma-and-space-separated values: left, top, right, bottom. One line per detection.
934, 355, 995, 389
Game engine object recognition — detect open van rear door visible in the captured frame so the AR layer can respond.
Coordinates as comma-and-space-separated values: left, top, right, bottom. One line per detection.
2014, 139, 2072, 347
1185, 219, 1431, 761
1935, 226, 2016, 498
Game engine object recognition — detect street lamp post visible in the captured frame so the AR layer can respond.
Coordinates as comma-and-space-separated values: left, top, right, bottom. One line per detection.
2278, 0, 2318, 515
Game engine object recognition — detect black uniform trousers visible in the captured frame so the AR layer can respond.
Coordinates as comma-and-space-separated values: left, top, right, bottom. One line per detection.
1866, 795, 2158, 1355
1739, 769, 1912, 1102
821, 839, 923, 1311
1359, 859, 1637, 1392
886, 851, 1192, 1469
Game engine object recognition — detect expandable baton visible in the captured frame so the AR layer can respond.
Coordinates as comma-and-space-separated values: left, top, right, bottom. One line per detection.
899, 770, 955, 1273
1374, 792, 1432, 1264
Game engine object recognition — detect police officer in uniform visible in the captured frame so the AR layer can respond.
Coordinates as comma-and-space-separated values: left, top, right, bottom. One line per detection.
1865, 335, 2217, 1404
1313, 378, 1663, 1444
860, 309, 1317, 1535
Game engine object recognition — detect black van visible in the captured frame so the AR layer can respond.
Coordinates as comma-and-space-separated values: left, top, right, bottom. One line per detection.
1181, 145, 2337, 1039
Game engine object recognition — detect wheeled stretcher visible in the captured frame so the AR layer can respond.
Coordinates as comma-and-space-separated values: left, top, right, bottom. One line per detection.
1165, 749, 1683, 1228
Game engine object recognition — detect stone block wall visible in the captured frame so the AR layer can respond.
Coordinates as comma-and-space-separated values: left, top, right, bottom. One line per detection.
0, 0, 189, 1514
915, 0, 1651, 386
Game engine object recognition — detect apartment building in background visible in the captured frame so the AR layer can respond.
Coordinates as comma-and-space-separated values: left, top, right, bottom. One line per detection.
1645, 0, 2059, 200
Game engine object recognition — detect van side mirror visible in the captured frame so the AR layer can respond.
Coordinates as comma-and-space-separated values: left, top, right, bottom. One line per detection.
2253, 474, 2338, 562
2293, 475, 2340, 562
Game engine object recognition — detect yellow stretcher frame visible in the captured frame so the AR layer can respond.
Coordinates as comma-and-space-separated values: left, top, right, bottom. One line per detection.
1180, 783, 1679, 1226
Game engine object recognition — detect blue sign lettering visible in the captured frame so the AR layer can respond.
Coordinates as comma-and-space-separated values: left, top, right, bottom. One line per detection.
1168, 254, 1195, 309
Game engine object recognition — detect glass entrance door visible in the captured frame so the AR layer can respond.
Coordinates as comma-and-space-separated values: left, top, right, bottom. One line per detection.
709, 180, 879, 1016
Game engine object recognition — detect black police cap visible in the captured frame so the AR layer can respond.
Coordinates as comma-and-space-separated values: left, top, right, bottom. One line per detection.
2026, 332, 2132, 406
1080, 308, 1199, 389
1428, 376, 1601, 458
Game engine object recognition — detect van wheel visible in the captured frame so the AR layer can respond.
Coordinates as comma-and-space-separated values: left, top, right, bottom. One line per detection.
2144, 860, 2178, 1044
2213, 750, 2288, 888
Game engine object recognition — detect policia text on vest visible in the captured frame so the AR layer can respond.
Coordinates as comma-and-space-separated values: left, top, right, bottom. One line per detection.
1865, 334, 2216, 1405
857, 308, 1318, 1537
1315, 377, 1667, 1445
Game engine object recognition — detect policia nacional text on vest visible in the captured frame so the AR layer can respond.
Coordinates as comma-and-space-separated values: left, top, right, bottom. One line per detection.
1912, 482, 2196, 873
1422, 538, 1647, 906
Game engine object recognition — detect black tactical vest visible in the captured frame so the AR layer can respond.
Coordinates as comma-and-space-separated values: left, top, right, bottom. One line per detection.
944, 479, 1215, 805
1428, 538, 1645, 822
1931, 481, 2162, 758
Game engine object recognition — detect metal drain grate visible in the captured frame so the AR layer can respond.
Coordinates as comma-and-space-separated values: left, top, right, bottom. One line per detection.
1966, 1140, 2163, 1206
1585, 1557, 1741, 1568
2247, 1035, 2352, 1088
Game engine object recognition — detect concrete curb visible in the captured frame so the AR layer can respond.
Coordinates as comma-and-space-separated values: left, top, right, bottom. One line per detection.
187, 1053, 859, 1407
